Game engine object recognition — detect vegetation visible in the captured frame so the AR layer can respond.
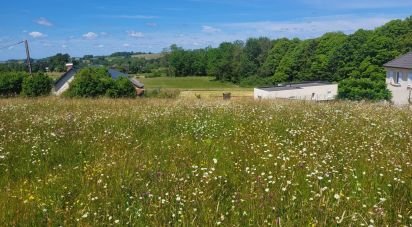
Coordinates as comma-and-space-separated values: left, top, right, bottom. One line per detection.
22, 74, 53, 97
164, 16, 412, 100
2, 16, 412, 100
0, 98, 410, 226
140, 76, 242, 90
65, 68, 136, 98
0, 72, 26, 97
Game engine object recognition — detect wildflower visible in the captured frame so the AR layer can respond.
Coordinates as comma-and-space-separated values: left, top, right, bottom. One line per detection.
334, 194, 340, 200
115, 220, 120, 224
265, 188, 269, 192
213, 158, 218, 164
82, 212, 88, 218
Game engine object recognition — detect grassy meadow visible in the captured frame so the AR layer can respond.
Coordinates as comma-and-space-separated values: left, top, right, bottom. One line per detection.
139, 76, 243, 89
0, 98, 411, 226
139, 76, 253, 99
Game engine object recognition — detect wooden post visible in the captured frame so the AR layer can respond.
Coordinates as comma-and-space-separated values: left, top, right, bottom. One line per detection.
223, 92, 231, 100
24, 40, 32, 75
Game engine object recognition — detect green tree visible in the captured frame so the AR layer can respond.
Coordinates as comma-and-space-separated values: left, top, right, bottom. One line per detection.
22, 74, 53, 97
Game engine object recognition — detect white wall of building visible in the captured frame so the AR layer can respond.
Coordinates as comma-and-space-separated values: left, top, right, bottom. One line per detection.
53, 76, 75, 96
385, 67, 412, 105
254, 84, 338, 101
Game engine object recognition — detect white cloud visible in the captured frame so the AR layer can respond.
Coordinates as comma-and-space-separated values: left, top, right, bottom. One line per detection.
202, 25, 221, 33
83, 32, 98, 40
29, 31, 46, 38
223, 15, 396, 38
123, 43, 131, 47
36, 17, 53, 26
127, 31, 144, 38
97, 44, 104, 48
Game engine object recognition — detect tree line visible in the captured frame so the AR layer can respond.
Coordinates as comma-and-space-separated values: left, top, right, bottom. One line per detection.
165, 16, 412, 100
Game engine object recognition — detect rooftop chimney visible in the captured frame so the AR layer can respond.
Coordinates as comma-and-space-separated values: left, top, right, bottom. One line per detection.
65, 63, 74, 72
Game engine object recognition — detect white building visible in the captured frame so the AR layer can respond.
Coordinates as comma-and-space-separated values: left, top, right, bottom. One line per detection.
383, 52, 412, 105
254, 82, 338, 101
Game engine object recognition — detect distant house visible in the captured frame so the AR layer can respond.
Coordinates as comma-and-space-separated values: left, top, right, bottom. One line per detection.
254, 82, 338, 101
107, 69, 145, 96
383, 52, 412, 105
54, 67, 78, 95
53, 66, 145, 96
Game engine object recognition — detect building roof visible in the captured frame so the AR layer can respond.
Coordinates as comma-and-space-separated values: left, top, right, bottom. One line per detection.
257, 81, 335, 92
108, 68, 144, 88
108, 68, 128, 79
383, 52, 412, 69
129, 78, 145, 88
55, 67, 77, 86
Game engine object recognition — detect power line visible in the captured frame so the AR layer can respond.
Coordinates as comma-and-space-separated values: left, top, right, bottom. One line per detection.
0, 41, 25, 50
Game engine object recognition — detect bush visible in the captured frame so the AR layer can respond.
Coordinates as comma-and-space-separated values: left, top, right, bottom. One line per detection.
338, 78, 391, 101
66, 68, 114, 98
0, 72, 26, 97
106, 77, 136, 98
22, 73, 52, 97
66, 68, 137, 98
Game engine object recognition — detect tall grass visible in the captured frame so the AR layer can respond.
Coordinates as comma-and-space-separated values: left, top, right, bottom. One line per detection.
0, 98, 411, 226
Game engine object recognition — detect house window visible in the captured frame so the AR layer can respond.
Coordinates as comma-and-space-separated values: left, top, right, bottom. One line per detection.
395, 72, 401, 84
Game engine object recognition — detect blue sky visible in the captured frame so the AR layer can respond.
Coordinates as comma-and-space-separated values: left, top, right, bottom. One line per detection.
0, 0, 411, 60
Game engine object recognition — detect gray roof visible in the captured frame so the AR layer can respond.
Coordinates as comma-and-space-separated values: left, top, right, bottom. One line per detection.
129, 78, 144, 88
383, 52, 412, 69
258, 82, 334, 92
108, 68, 128, 79
55, 68, 78, 90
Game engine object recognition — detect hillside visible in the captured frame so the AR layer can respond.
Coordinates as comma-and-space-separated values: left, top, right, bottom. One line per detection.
0, 98, 411, 226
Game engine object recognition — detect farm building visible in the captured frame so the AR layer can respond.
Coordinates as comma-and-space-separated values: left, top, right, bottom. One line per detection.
53, 67, 144, 96
383, 52, 412, 105
254, 82, 338, 101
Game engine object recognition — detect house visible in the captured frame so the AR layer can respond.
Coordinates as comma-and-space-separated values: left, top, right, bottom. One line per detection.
383, 52, 412, 105
54, 67, 78, 95
53, 66, 145, 96
254, 82, 338, 101
107, 69, 145, 96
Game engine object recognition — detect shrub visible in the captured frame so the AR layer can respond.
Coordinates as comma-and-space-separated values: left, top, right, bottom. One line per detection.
338, 78, 391, 101
66, 68, 114, 98
22, 73, 52, 97
0, 72, 26, 97
106, 77, 136, 98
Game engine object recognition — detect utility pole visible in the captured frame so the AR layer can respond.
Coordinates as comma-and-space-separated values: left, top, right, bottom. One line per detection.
24, 40, 32, 75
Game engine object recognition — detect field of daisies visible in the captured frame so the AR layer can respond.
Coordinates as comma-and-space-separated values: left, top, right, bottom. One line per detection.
0, 98, 411, 226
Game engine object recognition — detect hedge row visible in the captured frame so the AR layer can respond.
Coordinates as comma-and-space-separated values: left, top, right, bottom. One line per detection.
0, 72, 52, 97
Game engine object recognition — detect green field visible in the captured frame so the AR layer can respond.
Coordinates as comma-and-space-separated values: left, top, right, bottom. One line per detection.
0, 98, 411, 226
139, 76, 247, 90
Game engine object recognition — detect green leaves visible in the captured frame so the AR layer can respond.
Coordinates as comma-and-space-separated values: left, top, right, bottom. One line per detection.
22, 74, 53, 97
66, 68, 136, 98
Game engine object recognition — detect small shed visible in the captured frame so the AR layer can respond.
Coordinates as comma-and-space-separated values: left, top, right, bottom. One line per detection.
254, 82, 338, 101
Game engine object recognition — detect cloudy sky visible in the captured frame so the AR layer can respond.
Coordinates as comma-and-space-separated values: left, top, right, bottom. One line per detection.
0, 0, 411, 60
